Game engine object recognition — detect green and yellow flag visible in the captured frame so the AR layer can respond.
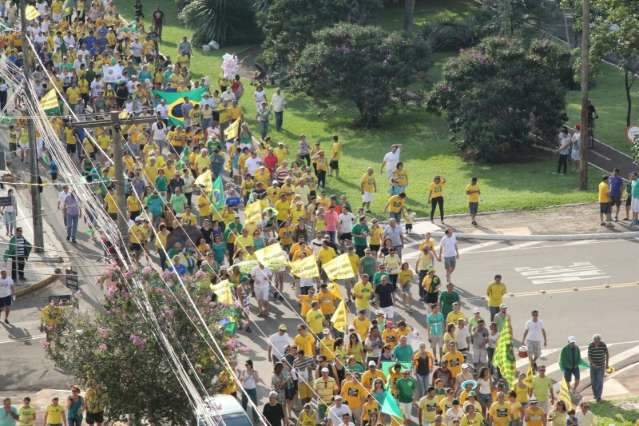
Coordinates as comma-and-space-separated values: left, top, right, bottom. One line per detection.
152, 87, 207, 127
39, 89, 60, 115
559, 378, 573, 410
493, 316, 516, 385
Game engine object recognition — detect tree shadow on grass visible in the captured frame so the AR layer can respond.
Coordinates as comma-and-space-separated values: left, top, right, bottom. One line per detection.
591, 400, 639, 424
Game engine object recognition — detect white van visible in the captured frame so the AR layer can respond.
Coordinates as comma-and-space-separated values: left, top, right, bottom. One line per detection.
195, 394, 252, 426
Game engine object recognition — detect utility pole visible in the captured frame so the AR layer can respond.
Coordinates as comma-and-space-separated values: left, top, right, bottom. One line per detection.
20, 0, 44, 253
579, 0, 590, 191
69, 113, 155, 244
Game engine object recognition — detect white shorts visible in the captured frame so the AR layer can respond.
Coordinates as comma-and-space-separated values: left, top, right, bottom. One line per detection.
381, 305, 395, 320
362, 192, 373, 203
472, 348, 487, 364
399, 402, 413, 420
632, 198, 639, 213
255, 286, 269, 301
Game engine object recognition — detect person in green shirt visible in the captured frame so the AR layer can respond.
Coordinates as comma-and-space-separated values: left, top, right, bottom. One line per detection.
223, 218, 243, 258
351, 216, 369, 257
372, 264, 389, 286
559, 337, 583, 392
393, 336, 414, 363
359, 249, 377, 278
154, 169, 169, 194
18, 397, 36, 426
169, 187, 188, 214
396, 370, 417, 417
439, 283, 460, 319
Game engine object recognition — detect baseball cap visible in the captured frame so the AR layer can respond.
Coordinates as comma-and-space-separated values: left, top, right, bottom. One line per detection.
500, 303, 507, 309
368, 360, 376, 367
568, 336, 577, 343
278, 324, 287, 331
335, 395, 343, 401
321, 367, 329, 373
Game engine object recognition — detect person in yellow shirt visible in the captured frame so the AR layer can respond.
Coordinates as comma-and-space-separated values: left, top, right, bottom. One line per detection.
486, 274, 507, 321
360, 167, 377, 213
428, 175, 446, 223
104, 191, 118, 220
329, 135, 342, 177
18, 396, 36, 426
418, 387, 439, 425
446, 302, 466, 325
298, 287, 315, 316
317, 240, 336, 266
384, 192, 406, 222
466, 176, 481, 226
340, 372, 365, 419
196, 191, 211, 221
442, 341, 465, 377
294, 325, 316, 357
305, 301, 325, 335
508, 390, 524, 425
319, 330, 336, 361
43, 397, 65, 426
598, 175, 612, 225
352, 274, 374, 313
361, 362, 386, 389
297, 403, 318, 426
461, 404, 484, 426
312, 150, 328, 189
382, 324, 400, 348
315, 284, 338, 317
524, 399, 546, 426
126, 194, 142, 220
274, 142, 288, 163
488, 392, 511, 426
351, 309, 371, 341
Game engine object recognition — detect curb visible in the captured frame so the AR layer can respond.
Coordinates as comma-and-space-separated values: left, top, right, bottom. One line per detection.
15, 274, 59, 297
426, 230, 639, 241
576, 357, 639, 396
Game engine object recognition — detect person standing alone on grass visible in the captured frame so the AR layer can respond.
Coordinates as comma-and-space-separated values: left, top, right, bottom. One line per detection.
329, 135, 342, 178
598, 175, 612, 226
428, 175, 446, 223
608, 168, 624, 221
556, 126, 571, 175
271, 88, 286, 131
465, 177, 481, 226
439, 228, 458, 284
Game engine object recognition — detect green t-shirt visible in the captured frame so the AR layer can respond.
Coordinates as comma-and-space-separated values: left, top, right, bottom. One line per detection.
531, 376, 553, 402
396, 377, 417, 403
352, 223, 369, 247
393, 344, 414, 363
439, 290, 460, 318
360, 256, 377, 278
372, 271, 389, 286
155, 175, 168, 192
18, 405, 36, 426
170, 193, 188, 214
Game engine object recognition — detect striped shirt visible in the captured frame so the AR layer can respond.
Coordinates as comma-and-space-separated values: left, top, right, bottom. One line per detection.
587, 342, 608, 368
15, 236, 26, 257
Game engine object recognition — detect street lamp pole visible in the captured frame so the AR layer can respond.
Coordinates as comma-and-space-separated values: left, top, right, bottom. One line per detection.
579, 0, 590, 191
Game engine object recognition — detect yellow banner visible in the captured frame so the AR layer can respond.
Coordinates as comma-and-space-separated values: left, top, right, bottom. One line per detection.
26, 5, 40, 20
244, 201, 262, 225
233, 260, 259, 274
255, 243, 289, 272
194, 169, 212, 193
330, 300, 348, 332
210, 280, 234, 305
290, 255, 319, 279
224, 118, 241, 140
39, 89, 58, 111
327, 282, 344, 300
323, 253, 355, 280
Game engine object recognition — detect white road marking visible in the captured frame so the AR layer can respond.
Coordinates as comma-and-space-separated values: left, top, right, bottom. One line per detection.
459, 241, 502, 254
488, 241, 542, 252
0, 334, 46, 345
515, 262, 609, 285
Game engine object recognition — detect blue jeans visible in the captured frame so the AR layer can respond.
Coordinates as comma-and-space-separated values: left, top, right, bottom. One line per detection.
274, 111, 283, 130
259, 120, 268, 139
66, 214, 79, 241
590, 366, 605, 400
415, 373, 429, 399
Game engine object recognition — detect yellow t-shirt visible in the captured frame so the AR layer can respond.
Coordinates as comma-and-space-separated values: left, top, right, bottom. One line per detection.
370, 226, 383, 245
386, 195, 405, 213
486, 281, 507, 307
197, 194, 211, 217
317, 246, 337, 265
489, 402, 511, 426
104, 193, 118, 214
466, 183, 481, 203
361, 369, 385, 389
353, 281, 373, 310
515, 382, 530, 403
461, 414, 484, 426
18, 405, 36, 426
331, 142, 342, 160
45, 404, 65, 425
442, 350, 464, 377
352, 317, 371, 340
305, 308, 325, 334
341, 381, 365, 409
315, 290, 338, 315
297, 410, 317, 426
294, 333, 315, 357
127, 195, 141, 213
419, 396, 439, 424
361, 173, 376, 192
598, 182, 610, 203
429, 179, 446, 198
524, 406, 545, 426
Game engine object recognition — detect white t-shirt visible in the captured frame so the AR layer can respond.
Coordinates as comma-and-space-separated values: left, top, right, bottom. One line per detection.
254, 90, 266, 105
328, 405, 352, 426
575, 410, 595, 426
440, 234, 457, 258
155, 104, 168, 119
245, 157, 261, 176
383, 149, 400, 177
251, 266, 272, 289
271, 94, 285, 112
58, 190, 70, 207
151, 122, 167, 141
269, 332, 291, 359
0, 276, 14, 298
338, 212, 354, 235
524, 319, 545, 342
455, 326, 470, 349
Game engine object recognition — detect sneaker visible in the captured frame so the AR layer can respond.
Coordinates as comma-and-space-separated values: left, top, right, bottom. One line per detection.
472, 221, 478, 226
3, 318, 8, 324
600, 222, 606, 226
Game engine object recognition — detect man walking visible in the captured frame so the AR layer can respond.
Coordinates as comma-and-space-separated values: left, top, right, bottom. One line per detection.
438, 228, 459, 283
0, 270, 15, 324
556, 126, 571, 175
559, 336, 582, 393
256, 101, 271, 140
486, 274, 506, 321
63, 192, 81, 243
587, 334, 609, 402
271, 89, 286, 131
381, 144, 401, 180
522, 310, 547, 371
608, 168, 624, 221
4, 227, 31, 282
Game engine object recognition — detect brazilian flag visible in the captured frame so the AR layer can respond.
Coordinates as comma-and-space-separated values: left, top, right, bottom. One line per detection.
153, 87, 207, 127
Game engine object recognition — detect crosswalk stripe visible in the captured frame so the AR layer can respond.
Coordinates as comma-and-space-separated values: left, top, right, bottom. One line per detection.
459, 241, 502, 254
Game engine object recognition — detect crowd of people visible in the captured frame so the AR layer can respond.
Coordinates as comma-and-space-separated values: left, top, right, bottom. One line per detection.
0, 0, 624, 425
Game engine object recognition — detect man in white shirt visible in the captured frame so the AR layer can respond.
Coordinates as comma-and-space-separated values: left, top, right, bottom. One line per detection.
337, 209, 354, 243
522, 310, 547, 368
251, 263, 272, 317
244, 151, 261, 176
271, 88, 286, 131
154, 99, 168, 120
381, 144, 401, 180
575, 402, 595, 426
0, 269, 15, 324
327, 396, 352, 426
268, 324, 291, 364
438, 228, 459, 284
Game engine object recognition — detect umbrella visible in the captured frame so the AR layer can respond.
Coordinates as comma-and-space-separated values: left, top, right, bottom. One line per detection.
166, 225, 202, 250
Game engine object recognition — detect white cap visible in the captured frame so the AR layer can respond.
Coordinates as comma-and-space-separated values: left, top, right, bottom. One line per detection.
568, 336, 577, 343
321, 367, 329, 373
368, 360, 376, 367
473, 307, 481, 314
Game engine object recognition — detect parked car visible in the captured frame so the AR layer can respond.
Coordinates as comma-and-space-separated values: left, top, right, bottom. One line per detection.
195, 394, 252, 426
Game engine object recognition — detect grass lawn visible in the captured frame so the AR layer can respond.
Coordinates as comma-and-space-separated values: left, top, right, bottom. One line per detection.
590, 398, 639, 425
368, 0, 478, 31
114, 0, 597, 217
566, 64, 639, 155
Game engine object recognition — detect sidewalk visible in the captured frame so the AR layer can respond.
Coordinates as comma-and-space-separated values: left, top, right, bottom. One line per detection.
411, 203, 639, 238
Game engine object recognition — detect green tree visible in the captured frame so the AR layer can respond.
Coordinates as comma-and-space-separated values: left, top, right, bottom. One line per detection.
428, 37, 566, 162
563, 0, 639, 126
292, 23, 431, 128
179, 0, 260, 46
46, 267, 242, 424
256, 0, 382, 73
